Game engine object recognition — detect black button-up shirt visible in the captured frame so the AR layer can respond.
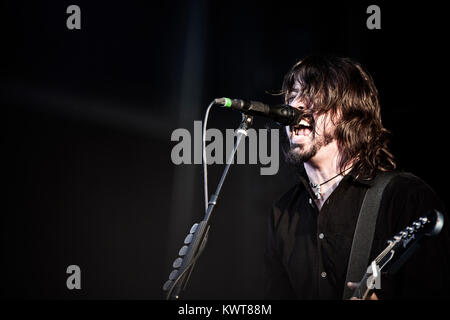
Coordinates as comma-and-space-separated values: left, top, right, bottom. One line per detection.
264, 169, 450, 299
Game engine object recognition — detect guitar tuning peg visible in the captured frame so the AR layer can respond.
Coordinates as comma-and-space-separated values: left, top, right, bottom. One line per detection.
190, 223, 199, 234
179, 245, 188, 256
420, 217, 428, 224
163, 279, 173, 291
184, 233, 193, 244
173, 257, 183, 268
169, 269, 179, 280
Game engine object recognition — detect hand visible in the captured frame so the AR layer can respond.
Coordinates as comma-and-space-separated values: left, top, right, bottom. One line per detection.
347, 282, 379, 300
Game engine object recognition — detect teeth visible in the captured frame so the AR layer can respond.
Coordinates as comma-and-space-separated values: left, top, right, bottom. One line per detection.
299, 119, 310, 127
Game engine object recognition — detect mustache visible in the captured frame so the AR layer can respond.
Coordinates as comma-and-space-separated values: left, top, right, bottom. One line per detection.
291, 112, 315, 127
289, 114, 315, 135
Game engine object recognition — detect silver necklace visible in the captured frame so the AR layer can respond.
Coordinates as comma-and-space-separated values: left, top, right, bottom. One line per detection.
309, 171, 345, 200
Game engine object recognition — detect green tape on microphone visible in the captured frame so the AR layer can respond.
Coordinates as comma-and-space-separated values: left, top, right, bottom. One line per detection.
224, 97, 232, 107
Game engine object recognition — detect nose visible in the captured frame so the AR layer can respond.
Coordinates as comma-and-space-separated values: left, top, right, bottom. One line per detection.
289, 95, 305, 111
291, 102, 305, 113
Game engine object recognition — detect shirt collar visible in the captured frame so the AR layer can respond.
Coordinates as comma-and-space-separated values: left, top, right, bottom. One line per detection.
347, 167, 373, 186
298, 165, 373, 194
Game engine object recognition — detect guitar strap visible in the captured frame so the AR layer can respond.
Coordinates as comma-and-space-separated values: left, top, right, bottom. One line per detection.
342, 171, 400, 300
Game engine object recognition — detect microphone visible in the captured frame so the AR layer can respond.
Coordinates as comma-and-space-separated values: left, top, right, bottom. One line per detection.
214, 97, 302, 126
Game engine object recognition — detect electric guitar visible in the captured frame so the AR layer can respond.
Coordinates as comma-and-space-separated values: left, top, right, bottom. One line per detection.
350, 209, 444, 299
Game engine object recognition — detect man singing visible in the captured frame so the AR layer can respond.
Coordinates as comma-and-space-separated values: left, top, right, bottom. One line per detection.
264, 56, 450, 299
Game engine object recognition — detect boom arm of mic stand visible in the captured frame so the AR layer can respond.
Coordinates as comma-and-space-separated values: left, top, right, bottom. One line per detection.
164, 114, 254, 300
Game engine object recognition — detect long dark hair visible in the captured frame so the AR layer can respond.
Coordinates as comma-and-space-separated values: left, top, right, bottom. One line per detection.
282, 56, 396, 179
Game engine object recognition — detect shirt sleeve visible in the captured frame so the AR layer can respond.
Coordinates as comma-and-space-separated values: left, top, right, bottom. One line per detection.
376, 173, 450, 299
263, 205, 297, 299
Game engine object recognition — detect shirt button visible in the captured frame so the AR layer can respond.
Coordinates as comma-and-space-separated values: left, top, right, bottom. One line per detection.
318, 233, 324, 239
321, 272, 327, 278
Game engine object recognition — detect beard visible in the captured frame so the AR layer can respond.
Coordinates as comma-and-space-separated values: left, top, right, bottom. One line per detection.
285, 129, 334, 166
286, 143, 317, 165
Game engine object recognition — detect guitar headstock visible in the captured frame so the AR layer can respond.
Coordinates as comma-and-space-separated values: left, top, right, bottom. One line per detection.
391, 209, 444, 247
351, 209, 444, 299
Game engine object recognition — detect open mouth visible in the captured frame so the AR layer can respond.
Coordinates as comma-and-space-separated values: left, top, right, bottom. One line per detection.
291, 119, 313, 136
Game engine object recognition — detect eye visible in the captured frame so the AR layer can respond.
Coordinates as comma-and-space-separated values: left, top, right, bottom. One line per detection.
287, 91, 299, 103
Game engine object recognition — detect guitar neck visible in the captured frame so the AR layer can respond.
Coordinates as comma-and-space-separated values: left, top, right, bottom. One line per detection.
349, 210, 444, 300
351, 273, 371, 299
350, 241, 398, 299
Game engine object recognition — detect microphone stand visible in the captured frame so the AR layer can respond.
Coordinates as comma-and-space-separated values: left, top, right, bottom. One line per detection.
163, 113, 254, 300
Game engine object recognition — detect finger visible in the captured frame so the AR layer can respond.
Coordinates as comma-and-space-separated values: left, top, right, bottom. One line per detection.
347, 281, 358, 289
369, 292, 379, 300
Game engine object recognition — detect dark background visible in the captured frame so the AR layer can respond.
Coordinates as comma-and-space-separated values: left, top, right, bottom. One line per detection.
1, 1, 447, 299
